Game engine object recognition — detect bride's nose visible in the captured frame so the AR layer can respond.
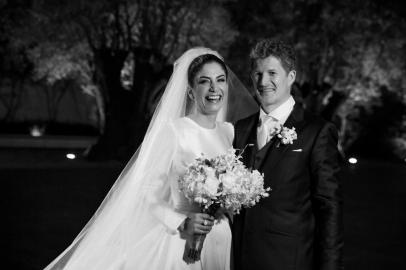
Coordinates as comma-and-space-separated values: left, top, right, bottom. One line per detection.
209, 82, 216, 92
209, 81, 222, 92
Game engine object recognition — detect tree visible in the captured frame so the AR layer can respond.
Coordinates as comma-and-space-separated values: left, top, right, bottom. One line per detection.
19, 0, 237, 159
0, 1, 33, 122
226, 0, 406, 156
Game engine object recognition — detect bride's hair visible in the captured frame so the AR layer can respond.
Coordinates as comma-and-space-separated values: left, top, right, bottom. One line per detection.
187, 54, 228, 87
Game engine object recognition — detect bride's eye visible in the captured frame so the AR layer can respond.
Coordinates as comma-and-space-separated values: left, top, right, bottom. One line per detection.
198, 79, 210, 85
216, 75, 226, 83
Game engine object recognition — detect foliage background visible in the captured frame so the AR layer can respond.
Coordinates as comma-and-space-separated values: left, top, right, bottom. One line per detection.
0, 0, 405, 160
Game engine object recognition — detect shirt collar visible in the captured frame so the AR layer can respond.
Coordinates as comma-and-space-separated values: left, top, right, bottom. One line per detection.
259, 96, 295, 124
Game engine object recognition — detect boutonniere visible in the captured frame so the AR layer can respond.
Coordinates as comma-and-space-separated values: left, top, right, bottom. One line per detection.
272, 125, 297, 147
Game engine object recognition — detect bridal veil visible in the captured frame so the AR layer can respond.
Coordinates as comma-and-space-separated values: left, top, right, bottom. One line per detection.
44, 47, 258, 269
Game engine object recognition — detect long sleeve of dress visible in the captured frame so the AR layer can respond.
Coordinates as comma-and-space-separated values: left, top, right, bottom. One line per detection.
140, 122, 187, 235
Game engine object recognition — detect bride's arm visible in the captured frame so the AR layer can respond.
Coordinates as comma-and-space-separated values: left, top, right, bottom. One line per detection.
139, 122, 187, 235
140, 121, 214, 235
148, 184, 187, 235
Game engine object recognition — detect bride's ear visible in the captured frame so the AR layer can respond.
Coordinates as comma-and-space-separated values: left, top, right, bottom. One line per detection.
187, 86, 195, 100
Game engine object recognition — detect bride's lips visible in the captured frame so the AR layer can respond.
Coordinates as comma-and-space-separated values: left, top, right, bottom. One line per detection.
205, 94, 223, 103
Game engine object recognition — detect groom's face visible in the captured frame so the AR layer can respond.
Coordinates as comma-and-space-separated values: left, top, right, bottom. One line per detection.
251, 55, 296, 113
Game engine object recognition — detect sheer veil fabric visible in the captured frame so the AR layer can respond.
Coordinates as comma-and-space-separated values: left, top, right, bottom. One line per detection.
44, 48, 258, 269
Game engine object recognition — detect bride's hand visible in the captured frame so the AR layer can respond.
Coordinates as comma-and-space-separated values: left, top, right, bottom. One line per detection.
183, 213, 214, 235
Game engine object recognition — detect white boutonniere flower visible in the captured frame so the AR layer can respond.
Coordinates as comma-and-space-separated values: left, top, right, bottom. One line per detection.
272, 125, 297, 147
267, 122, 282, 138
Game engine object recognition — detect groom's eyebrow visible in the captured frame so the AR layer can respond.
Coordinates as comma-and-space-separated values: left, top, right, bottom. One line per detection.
254, 68, 277, 73
265, 68, 277, 72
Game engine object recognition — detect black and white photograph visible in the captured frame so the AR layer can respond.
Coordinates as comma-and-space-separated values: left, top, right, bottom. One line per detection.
2, 0, 405, 269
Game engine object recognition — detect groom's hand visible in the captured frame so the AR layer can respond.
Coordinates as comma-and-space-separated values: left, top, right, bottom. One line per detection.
184, 213, 214, 235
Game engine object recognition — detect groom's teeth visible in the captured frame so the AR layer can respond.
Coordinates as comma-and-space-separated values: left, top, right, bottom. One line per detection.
259, 88, 275, 92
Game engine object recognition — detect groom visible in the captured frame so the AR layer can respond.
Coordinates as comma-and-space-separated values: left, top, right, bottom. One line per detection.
232, 39, 344, 270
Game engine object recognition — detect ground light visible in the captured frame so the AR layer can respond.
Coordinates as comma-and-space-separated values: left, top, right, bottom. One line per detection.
348, 157, 358, 164
30, 125, 44, 137
66, 153, 76, 160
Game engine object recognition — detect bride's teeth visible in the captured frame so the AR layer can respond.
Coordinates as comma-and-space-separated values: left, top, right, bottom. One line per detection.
206, 95, 221, 101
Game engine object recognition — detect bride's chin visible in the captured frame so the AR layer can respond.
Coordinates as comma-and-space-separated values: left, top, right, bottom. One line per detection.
205, 107, 223, 116
205, 101, 224, 110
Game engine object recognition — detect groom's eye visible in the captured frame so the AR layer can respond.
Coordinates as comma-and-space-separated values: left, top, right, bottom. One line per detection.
253, 73, 261, 81
268, 71, 277, 76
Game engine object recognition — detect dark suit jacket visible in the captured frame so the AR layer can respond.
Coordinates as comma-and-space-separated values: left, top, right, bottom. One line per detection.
232, 104, 344, 270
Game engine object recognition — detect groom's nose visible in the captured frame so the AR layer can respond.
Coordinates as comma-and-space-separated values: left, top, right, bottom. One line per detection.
257, 73, 269, 87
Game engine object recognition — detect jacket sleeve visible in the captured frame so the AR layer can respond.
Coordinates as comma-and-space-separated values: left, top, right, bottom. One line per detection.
310, 122, 344, 270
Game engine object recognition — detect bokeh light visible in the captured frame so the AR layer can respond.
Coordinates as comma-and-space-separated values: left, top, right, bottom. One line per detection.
30, 125, 44, 137
66, 153, 76, 160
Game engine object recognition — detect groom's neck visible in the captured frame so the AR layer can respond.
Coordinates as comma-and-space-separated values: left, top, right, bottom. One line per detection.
261, 96, 291, 114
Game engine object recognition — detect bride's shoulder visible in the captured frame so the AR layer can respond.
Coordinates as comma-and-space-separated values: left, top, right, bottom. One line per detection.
217, 121, 234, 135
169, 117, 195, 133
170, 118, 234, 133
217, 121, 234, 129
171, 117, 190, 127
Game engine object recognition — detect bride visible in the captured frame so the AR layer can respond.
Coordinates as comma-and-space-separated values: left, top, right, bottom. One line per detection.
44, 48, 257, 270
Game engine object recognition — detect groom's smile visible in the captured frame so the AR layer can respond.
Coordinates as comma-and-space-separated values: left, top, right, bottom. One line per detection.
258, 87, 276, 94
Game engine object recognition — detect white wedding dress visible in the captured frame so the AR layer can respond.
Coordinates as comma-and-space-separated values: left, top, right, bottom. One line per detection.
122, 117, 233, 270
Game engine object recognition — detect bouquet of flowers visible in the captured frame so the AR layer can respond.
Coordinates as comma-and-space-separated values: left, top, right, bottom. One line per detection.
178, 147, 270, 262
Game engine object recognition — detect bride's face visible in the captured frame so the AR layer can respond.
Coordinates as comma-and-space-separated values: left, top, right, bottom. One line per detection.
190, 62, 228, 116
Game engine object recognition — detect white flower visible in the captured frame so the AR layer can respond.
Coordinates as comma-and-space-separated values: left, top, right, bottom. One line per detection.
249, 170, 263, 186
203, 167, 220, 196
276, 126, 297, 145
178, 148, 270, 215
268, 122, 282, 137
219, 172, 237, 190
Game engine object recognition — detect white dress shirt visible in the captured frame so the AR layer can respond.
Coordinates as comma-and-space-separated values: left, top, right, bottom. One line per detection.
257, 96, 295, 149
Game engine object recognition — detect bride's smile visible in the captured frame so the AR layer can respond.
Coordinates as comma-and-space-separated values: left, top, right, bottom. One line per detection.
205, 94, 222, 103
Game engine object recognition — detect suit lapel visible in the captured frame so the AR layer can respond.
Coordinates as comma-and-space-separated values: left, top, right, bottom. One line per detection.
234, 113, 259, 169
236, 113, 259, 150
255, 104, 306, 171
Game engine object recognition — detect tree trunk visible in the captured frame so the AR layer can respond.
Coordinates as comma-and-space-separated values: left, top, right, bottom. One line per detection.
87, 47, 169, 161
87, 48, 134, 160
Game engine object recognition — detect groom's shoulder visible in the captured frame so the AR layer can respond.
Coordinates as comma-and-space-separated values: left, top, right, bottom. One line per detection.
301, 107, 338, 133
303, 108, 326, 125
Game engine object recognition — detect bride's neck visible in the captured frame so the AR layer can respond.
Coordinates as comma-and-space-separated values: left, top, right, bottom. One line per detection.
187, 113, 217, 129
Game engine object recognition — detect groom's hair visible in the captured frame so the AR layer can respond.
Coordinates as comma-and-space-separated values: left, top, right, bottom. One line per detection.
250, 39, 296, 73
